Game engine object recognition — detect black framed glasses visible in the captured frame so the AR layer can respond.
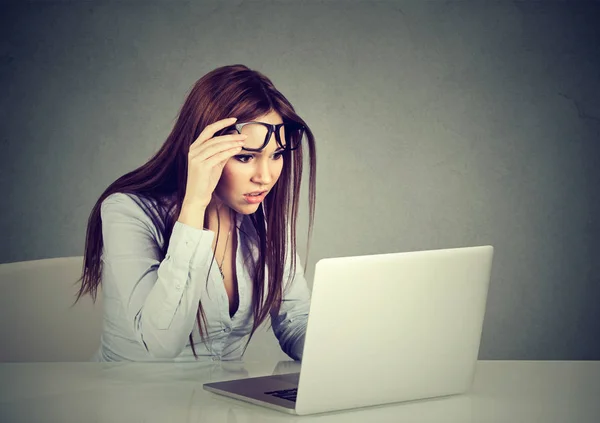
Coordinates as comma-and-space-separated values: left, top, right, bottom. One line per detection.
218, 121, 306, 152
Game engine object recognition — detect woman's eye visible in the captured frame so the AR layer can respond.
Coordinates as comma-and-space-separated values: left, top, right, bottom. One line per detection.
235, 155, 253, 163
235, 152, 284, 163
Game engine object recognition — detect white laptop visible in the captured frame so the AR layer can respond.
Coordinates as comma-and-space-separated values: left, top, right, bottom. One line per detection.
203, 245, 494, 415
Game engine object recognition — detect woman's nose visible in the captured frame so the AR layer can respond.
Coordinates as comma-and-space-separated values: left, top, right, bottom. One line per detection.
252, 160, 273, 185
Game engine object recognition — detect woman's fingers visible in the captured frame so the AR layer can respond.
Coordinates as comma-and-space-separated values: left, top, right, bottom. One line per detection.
192, 117, 238, 146
205, 146, 244, 167
181, 118, 245, 208
189, 140, 244, 161
189, 133, 247, 154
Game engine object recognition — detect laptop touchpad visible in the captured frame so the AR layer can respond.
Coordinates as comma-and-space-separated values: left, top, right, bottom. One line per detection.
270, 372, 300, 384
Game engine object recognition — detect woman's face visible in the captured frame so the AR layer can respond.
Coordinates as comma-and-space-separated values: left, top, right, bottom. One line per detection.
214, 110, 286, 215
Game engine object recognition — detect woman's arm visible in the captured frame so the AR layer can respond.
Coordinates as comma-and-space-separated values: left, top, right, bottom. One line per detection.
101, 192, 215, 359
270, 251, 312, 361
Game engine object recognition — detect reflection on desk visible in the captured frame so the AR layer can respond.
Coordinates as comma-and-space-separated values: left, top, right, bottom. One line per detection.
1, 360, 599, 422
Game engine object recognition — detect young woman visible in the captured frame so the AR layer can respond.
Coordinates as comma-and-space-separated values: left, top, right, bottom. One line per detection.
76, 64, 317, 362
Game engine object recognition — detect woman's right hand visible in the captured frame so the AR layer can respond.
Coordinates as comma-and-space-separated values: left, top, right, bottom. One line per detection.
182, 117, 247, 209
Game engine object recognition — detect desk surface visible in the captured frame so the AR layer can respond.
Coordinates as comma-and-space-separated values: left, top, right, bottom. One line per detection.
1, 360, 599, 422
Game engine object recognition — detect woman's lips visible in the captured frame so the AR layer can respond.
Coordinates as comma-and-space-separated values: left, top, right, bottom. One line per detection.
243, 191, 267, 204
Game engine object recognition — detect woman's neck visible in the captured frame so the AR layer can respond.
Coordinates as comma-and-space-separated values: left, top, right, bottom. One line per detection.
205, 200, 235, 232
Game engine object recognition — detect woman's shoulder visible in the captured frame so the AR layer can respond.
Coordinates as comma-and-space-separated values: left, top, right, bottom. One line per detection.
101, 192, 175, 211
101, 192, 147, 215
100, 192, 174, 229
100, 192, 149, 227
101, 192, 136, 206
100, 192, 176, 246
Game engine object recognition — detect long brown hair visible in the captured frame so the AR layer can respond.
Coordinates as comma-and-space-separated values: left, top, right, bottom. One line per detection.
75, 64, 317, 358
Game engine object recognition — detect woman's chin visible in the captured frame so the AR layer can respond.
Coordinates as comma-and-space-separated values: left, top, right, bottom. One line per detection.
233, 202, 261, 215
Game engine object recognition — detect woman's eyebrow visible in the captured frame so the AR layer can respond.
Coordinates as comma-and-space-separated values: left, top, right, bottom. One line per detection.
249, 147, 285, 155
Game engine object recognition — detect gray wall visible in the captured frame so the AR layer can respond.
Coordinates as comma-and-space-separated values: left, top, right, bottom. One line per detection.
1, 0, 599, 360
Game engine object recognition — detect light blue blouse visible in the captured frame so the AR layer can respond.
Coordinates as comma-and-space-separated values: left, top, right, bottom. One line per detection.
91, 193, 310, 362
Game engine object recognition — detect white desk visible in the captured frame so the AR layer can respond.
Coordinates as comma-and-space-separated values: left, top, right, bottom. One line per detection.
1, 360, 599, 422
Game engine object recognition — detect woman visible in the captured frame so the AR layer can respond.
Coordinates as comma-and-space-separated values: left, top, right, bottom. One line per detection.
76, 64, 317, 362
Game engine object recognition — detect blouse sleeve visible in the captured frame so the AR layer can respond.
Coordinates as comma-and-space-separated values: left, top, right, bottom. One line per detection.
100, 192, 216, 359
270, 249, 312, 361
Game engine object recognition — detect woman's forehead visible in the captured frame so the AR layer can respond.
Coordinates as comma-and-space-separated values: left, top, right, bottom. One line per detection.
251, 110, 283, 123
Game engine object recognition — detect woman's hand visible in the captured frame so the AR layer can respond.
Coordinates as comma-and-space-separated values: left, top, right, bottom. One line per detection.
182, 117, 247, 209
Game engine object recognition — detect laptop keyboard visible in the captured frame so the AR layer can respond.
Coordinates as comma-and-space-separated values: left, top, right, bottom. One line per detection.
264, 388, 298, 402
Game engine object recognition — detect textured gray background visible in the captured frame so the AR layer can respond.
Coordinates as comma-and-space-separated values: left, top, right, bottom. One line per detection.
1, 0, 599, 360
